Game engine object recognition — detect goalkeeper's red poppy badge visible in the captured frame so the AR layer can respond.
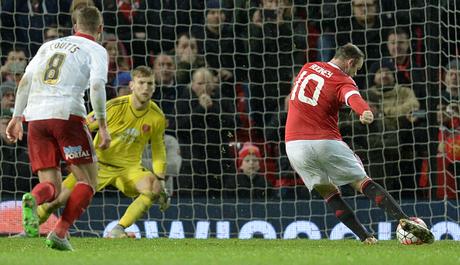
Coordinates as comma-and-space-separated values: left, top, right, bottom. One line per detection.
142, 124, 151, 133
88, 115, 96, 123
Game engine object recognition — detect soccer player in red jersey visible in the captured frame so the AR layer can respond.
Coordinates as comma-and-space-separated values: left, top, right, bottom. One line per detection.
6, 6, 110, 250
285, 43, 434, 244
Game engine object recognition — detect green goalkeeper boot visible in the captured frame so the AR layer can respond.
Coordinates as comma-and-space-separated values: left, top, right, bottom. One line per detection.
45, 232, 74, 251
399, 219, 435, 244
22, 193, 39, 237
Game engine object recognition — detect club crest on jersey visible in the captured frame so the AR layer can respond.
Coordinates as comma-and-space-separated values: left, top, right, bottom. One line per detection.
63, 145, 90, 160
142, 124, 151, 133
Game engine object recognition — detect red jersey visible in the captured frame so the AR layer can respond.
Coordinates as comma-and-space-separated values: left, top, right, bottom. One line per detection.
285, 62, 363, 141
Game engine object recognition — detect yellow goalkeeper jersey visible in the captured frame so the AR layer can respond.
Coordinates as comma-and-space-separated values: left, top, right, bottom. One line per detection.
87, 95, 167, 176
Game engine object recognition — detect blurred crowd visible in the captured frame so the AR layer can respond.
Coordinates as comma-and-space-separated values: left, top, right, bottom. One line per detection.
1, 0, 460, 201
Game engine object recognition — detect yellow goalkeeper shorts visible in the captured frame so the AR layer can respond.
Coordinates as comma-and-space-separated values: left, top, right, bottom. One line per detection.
62, 162, 153, 197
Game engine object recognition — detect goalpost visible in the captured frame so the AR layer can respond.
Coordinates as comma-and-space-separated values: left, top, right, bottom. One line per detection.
0, 0, 459, 240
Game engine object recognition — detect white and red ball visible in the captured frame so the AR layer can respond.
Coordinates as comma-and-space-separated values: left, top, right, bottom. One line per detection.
396, 217, 427, 245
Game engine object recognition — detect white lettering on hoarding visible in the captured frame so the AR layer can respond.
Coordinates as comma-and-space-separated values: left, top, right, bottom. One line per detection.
283, 221, 321, 239
329, 223, 358, 240
3, 200, 456, 241
195, 221, 210, 239
431, 221, 460, 240
216, 221, 230, 239
169, 221, 185, 239
239, 220, 277, 239
101, 220, 460, 241
378, 222, 392, 240
144, 221, 159, 238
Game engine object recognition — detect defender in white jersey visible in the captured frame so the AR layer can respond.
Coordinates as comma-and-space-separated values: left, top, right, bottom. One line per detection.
21, 32, 108, 121
285, 44, 434, 245
6, 6, 111, 251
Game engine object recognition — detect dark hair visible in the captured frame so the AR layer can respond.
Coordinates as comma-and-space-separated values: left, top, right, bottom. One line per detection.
446, 59, 460, 70
367, 59, 396, 86
385, 27, 410, 40
333, 43, 365, 61
8, 47, 27, 56
75, 6, 102, 33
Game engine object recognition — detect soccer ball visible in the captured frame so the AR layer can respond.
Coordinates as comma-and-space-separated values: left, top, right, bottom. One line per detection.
396, 217, 427, 245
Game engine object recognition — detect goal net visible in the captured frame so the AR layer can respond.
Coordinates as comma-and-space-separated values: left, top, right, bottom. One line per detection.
0, 0, 459, 240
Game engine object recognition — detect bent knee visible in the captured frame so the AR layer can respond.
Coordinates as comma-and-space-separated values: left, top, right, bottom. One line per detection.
139, 181, 162, 197
139, 191, 157, 202
314, 184, 339, 198
351, 176, 371, 193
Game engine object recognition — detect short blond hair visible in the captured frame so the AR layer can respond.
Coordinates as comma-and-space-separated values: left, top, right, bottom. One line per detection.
131, 66, 154, 79
70, 0, 95, 24
74, 6, 102, 33
70, 0, 94, 12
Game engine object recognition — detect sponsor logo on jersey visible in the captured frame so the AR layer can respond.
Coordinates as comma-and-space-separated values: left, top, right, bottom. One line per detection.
63, 145, 90, 160
120, 128, 140, 144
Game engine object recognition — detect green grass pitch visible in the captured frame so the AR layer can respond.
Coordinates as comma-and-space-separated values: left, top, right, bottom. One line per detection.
0, 238, 459, 265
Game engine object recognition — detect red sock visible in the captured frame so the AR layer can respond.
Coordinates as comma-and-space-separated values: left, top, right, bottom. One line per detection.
54, 182, 94, 238
31, 182, 56, 205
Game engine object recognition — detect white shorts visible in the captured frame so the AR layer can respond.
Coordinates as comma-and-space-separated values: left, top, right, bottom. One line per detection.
286, 140, 367, 190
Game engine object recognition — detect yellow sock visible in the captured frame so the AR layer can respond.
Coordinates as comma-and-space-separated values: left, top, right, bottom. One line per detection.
119, 194, 154, 228
37, 203, 51, 225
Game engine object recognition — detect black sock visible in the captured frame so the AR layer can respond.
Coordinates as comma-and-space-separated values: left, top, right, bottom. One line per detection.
325, 192, 371, 241
361, 179, 409, 220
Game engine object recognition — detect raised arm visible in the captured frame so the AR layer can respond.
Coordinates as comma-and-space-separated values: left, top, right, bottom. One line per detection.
346, 92, 374, 125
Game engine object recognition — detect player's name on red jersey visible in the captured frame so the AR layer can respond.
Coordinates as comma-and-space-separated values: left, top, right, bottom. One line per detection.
285, 62, 359, 141
308, 64, 333, 78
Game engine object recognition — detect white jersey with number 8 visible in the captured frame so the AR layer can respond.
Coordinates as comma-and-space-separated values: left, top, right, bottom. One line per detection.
22, 35, 108, 121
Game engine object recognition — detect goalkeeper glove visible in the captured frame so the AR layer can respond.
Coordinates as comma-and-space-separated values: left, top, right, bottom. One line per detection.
157, 180, 170, 212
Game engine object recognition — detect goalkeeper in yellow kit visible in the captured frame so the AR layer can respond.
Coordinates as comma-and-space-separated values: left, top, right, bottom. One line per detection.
35, 65, 169, 238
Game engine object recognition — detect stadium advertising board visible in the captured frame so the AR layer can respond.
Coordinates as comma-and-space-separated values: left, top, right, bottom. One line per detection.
1, 198, 458, 240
